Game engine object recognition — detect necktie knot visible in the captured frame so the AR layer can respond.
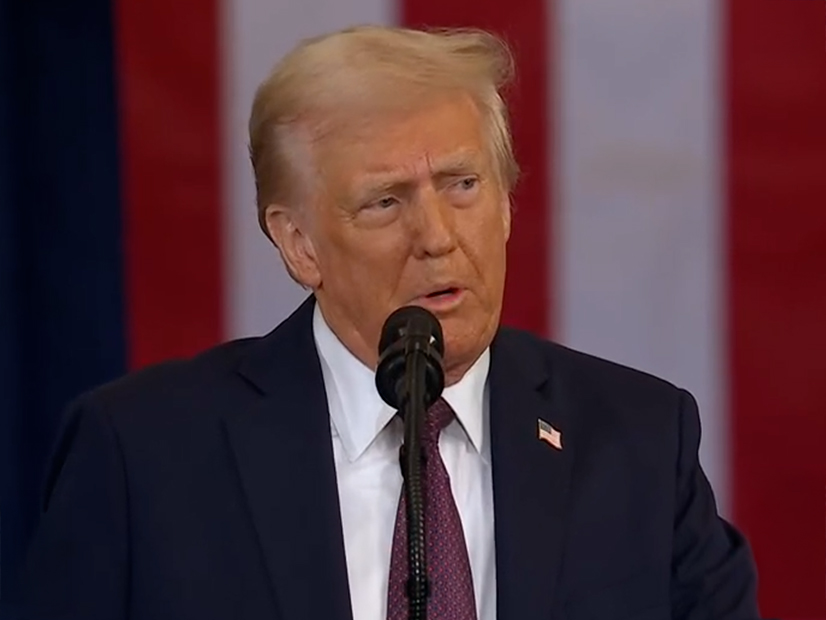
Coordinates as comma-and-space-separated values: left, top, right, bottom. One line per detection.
421, 398, 454, 448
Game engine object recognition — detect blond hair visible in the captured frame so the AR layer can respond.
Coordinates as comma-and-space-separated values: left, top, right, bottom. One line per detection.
248, 25, 518, 238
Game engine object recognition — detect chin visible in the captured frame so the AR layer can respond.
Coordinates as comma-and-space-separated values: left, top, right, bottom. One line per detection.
441, 329, 487, 381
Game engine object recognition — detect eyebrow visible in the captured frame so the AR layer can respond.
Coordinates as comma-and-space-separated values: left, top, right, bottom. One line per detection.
428, 151, 481, 176
354, 151, 483, 199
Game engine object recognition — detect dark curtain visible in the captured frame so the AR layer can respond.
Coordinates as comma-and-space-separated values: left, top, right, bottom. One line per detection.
0, 0, 126, 600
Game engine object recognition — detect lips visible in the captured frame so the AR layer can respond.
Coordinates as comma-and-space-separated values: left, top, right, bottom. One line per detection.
412, 286, 465, 313
426, 287, 459, 299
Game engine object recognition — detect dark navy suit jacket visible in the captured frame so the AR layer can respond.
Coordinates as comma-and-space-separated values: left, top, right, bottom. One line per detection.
8, 296, 760, 619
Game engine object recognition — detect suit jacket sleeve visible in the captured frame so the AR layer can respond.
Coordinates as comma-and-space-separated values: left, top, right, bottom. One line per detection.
671, 389, 760, 620
13, 398, 129, 620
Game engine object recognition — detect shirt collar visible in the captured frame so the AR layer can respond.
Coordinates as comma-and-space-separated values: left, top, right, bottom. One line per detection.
312, 303, 490, 463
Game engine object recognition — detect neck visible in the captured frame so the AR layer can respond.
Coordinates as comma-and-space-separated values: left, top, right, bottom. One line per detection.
443, 357, 477, 387
314, 299, 482, 388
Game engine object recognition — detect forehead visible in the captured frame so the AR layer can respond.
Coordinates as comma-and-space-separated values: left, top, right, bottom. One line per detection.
312, 94, 491, 188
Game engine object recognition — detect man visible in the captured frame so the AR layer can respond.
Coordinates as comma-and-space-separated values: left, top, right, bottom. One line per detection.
11, 25, 759, 620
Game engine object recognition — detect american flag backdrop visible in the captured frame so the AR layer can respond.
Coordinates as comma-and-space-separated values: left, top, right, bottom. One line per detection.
114, 0, 824, 617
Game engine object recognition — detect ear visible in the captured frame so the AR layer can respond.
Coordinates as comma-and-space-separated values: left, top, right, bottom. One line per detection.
264, 203, 322, 288
501, 194, 512, 242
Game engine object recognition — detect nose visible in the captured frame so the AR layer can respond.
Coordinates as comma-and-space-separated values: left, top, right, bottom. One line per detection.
411, 187, 458, 259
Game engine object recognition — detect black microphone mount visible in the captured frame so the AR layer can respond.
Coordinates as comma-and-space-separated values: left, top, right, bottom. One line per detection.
376, 306, 445, 620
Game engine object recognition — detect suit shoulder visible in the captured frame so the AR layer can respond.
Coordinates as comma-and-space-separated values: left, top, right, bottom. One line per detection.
498, 326, 685, 411
76, 337, 262, 422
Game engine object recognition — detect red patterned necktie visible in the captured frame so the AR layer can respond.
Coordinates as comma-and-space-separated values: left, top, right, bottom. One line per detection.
386, 398, 478, 620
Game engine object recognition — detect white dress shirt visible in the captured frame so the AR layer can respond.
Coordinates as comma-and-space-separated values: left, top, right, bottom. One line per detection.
312, 304, 496, 620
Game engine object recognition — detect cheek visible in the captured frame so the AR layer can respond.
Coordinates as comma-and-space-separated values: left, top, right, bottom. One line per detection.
323, 228, 411, 285
461, 208, 508, 271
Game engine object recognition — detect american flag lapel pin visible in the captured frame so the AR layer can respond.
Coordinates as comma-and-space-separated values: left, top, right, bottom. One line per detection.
537, 418, 563, 450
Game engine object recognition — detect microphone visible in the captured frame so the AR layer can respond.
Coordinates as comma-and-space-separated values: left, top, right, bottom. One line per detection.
376, 306, 445, 620
376, 305, 445, 410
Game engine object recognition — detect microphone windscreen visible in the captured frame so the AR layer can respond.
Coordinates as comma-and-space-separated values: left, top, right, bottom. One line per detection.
378, 306, 444, 359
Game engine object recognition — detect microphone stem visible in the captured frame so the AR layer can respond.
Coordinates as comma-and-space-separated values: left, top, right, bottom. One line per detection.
402, 349, 428, 620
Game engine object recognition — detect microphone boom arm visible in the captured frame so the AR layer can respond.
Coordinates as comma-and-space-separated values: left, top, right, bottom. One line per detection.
375, 306, 446, 620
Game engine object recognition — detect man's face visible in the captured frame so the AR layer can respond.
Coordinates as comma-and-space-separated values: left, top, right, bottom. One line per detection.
275, 93, 511, 383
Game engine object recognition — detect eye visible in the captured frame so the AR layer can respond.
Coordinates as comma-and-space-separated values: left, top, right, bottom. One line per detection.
447, 176, 480, 202
373, 196, 399, 209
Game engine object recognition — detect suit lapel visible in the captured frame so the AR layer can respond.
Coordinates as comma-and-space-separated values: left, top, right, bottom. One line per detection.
489, 330, 576, 620
223, 297, 353, 620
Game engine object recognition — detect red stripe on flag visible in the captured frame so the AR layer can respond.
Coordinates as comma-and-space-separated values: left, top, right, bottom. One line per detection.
727, 0, 826, 616
401, 0, 553, 337
116, 0, 224, 368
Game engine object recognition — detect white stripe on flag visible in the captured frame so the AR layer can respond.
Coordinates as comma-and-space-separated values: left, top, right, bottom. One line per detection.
553, 0, 728, 511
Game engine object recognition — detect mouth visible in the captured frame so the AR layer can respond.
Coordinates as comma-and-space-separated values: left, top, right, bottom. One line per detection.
413, 286, 465, 312
425, 286, 460, 299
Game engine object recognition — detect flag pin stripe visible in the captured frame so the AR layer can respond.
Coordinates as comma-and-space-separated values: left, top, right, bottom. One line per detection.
538, 418, 563, 450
